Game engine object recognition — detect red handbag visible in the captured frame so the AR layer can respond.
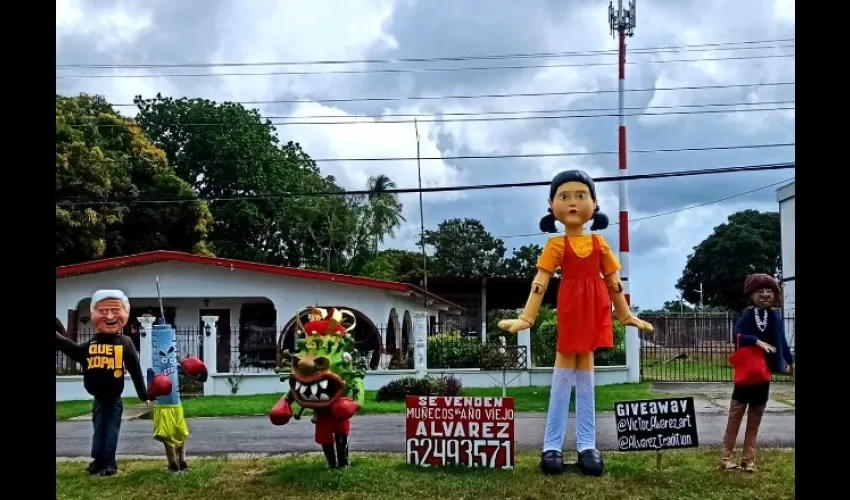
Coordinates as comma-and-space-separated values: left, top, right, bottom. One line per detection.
729, 334, 772, 385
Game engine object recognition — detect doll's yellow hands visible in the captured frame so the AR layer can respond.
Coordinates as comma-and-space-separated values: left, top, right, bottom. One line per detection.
498, 318, 532, 334
622, 316, 654, 333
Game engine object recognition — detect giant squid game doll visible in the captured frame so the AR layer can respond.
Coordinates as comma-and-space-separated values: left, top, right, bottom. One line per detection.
145, 318, 209, 473
269, 307, 366, 468
498, 170, 654, 476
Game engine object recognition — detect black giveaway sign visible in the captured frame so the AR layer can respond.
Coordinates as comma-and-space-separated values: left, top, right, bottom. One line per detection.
614, 397, 699, 452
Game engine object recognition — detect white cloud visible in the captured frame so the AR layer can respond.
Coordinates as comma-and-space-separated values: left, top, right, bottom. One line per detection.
210, 0, 401, 101
284, 102, 466, 200
637, 0, 795, 134
56, 0, 153, 51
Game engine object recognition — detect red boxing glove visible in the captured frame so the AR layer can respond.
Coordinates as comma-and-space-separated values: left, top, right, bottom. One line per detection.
330, 397, 360, 420
148, 374, 173, 399
269, 397, 294, 426
181, 356, 208, 380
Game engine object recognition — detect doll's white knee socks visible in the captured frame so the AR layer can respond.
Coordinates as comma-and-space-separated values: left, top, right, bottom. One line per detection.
542, 367, 597, 453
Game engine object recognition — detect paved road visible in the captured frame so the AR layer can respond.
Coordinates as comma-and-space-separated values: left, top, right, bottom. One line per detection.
56, 412, 795, 458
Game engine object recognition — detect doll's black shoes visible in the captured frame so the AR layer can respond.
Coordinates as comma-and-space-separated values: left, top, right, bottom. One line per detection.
577, 449, 604, 476
540, 450, 565, 475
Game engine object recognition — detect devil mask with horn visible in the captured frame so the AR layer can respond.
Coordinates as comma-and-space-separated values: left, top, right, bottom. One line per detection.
269, 306, 367, 469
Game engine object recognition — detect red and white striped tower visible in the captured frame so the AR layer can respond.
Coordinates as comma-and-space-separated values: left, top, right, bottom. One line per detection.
609, 0, 636, 305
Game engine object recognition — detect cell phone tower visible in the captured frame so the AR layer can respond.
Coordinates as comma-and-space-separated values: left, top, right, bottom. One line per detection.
609, 0, 636, 305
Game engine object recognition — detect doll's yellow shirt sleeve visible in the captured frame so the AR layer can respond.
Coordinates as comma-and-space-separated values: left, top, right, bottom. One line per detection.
596, 235, 622, 276
537, 237, 564, 274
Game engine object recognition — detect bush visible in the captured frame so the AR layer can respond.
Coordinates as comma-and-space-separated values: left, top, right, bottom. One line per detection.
375, 376, 439, 402
534, 306, 557, 331
486, 309, 519, 345
428, 333, 480, 369
375, 374, 463, 402
530, 316, 627, 367
595, 320, 627, 366
478, 344, 520, 370
531, 317, 559, 367
438, 374, 463, 397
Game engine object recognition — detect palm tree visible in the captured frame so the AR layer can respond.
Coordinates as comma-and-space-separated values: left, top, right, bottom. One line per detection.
366, 174, 406, 254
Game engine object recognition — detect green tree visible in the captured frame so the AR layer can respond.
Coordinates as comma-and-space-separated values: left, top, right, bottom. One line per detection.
676, 210, 780, 311
503, 244, 543, 279
364, 249, 427, 283
663, 300, 695, 312
56, 94, 212, 266
295, 175, 370, 273
134, 94, 348, 266
366, 174, 406, 253
359, 253, 399, 281
295, 174, 406, 275
422, 218, 506, 277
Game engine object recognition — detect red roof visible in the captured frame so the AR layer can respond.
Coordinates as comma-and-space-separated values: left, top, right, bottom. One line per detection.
56, 250, 459, 309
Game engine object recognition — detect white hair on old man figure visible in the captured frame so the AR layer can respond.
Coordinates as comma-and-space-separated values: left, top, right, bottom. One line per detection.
90, 290, 130, 313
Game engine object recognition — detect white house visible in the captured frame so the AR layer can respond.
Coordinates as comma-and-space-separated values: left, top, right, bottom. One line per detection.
55, 251, 639, 401
776, 181, 795, 347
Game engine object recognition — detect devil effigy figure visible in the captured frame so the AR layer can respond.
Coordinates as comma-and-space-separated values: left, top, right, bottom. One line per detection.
269, 307, 367, 468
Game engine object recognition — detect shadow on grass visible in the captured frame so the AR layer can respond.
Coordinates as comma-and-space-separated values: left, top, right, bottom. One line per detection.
262, 451, 660, 490
56, 460, 227, 497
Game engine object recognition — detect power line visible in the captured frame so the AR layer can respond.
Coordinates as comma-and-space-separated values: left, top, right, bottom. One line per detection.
204, 105, 801, 126
68, 103, 794, 128
56, 162, 795, 206
294, 142, 794, 163
244, 99, 797, 120
497, 177, 794, 240
56, 38, 795, 69
56, 53, 793, 79
108, 81, 795, 107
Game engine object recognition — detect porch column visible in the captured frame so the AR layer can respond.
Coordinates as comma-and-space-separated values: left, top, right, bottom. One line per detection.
625, 307, 640, 383
379, 319, 388, 371
412, 310, 428, 378
137, 316, 156, 377
480, 277, 487, 342
201, 315, 219, 395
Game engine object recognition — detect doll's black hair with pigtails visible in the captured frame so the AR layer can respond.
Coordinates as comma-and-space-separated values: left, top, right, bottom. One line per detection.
539, 170, 609, 233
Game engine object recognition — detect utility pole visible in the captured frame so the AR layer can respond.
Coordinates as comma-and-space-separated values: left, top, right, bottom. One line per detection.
609, 0, 636, 305
694, 282, 704, 311
414, 119, 429, 313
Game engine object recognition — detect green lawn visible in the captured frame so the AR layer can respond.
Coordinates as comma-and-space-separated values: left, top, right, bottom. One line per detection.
641, 349, 795, 383
56, 383, 653, 420
56, 398, 140, 421
55, 450, 795, 500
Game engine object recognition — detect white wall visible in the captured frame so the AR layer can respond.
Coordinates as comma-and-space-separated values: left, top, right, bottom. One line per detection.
204, 367, 631, 396
777, 183, 795, 347
56, 366, 631, 401
55, 376, 145, 401
779, 196, 795, 315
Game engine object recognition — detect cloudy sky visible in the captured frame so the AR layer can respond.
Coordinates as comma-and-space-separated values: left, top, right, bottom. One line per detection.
56, 0, 795, 309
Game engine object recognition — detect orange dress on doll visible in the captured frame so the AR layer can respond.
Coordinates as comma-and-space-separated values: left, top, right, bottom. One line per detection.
537, 234, 619, 354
